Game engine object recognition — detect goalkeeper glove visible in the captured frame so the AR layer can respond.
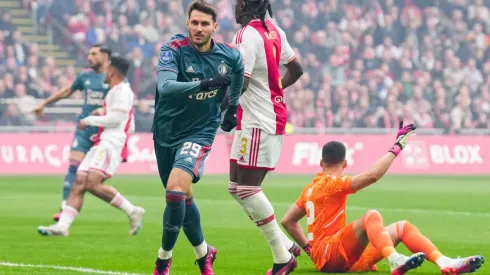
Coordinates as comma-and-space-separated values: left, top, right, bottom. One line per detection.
389, 121, 416, 156
220, 105, 237, 132
200, 74, 231, 91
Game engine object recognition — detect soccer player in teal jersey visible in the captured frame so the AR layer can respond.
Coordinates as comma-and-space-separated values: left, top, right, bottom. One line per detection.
151, 1, 244, 275
33, 44, 111, 221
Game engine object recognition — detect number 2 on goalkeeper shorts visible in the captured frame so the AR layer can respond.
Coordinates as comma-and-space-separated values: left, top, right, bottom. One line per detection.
306, 200, 315, 241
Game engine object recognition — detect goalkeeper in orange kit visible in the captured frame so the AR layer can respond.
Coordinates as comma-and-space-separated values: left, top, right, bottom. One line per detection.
281, 122, 485, 275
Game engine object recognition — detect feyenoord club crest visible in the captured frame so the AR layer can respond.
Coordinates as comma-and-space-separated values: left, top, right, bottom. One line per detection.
217, 62, 228, 76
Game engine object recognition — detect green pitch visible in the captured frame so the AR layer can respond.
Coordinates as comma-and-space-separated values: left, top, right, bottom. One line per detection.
0, 175, 488, 275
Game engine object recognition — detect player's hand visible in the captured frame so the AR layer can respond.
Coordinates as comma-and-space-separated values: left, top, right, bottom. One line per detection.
389, 121, 416, 156
302, 244, 312, 257
221, 105, 237, 132
89, 134, 98, 142
32, 103, 46, 117
200, 74, 231, 91
79, 119, 87, 130
90, 108, 104, 116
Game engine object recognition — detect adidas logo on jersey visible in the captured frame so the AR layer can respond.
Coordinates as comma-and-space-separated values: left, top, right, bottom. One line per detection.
185, 157, 193, 163
239, 156, 245, 162
186, 66, 195, 73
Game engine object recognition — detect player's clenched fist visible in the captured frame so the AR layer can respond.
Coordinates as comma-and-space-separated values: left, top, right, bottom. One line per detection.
389, 121, 416, 156
221, 105, 237, 132
200, 74, 231, 90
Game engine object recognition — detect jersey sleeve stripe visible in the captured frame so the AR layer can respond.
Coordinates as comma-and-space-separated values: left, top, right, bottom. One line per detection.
236, 27, 246, 44
157, 67, 178, 74
169, 38, 190, 49
287, 55, 296, 63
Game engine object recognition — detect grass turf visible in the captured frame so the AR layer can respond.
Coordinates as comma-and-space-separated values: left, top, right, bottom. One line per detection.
0, 175, 488, 275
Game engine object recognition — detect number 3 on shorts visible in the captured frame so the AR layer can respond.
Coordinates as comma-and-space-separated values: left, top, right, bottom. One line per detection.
239, 137, 248, 155
180, 142, 202, 158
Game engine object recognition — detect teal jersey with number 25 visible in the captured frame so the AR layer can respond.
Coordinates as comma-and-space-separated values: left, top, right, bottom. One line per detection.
152, 33, 244, 147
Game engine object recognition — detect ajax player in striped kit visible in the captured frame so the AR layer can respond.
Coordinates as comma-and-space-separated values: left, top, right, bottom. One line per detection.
228, 0, 304, 274
38, 55, 145, 237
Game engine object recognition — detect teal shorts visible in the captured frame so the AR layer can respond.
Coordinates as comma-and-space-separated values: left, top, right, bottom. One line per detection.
154, 140, 211, 187
71, 125, 97, 154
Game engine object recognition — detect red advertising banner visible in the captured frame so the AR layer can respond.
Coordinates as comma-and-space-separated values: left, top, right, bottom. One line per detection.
0, 133, 488, 175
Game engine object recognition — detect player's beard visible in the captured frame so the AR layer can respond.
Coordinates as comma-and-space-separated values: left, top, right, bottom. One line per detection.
90, 62, 102, 72
191, 33, 212, 47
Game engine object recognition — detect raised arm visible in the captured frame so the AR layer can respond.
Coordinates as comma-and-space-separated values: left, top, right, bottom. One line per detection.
351, 121, 416, 192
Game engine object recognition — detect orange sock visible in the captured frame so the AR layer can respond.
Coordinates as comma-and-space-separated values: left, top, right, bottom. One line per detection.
364, 210, 396, 258
397, 220, 442, 263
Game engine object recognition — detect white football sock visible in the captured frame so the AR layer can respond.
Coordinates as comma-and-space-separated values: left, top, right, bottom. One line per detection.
237, 185, 291, 264
61, 200, 67, 209
436, 255, 453, 268
58, 205, 78, 229
110, 193, 135, 216
193, 240, 208, 259
229, 182, 294, 251
158, 247, 172, 260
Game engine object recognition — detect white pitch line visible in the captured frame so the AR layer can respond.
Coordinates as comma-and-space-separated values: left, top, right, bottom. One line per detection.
346, 205, 490, 218
0, 261, 148, 275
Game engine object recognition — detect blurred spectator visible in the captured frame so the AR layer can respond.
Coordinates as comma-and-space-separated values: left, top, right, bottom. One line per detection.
1, 0, 488, 133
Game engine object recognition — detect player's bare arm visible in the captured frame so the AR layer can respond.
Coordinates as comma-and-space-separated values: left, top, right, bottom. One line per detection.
281, 58, 303, 90
90, 107, 105, 116
32, 86, 73, 117
281, 204, 308, 249
351, 121, 416, 192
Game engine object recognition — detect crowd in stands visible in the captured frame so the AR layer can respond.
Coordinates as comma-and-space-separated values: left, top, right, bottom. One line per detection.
1, 0, 490, 133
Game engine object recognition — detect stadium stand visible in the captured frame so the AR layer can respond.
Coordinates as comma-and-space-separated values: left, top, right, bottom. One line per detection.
0, 0, 489, 134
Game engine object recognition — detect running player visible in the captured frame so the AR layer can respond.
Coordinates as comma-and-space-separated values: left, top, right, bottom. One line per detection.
151, 1, 244, 275
32, 44, 111, 221
37, 55, 145, 237
281, 122, 485, 275
227, 0, 304, 274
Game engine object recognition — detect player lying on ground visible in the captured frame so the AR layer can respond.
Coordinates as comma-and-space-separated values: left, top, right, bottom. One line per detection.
280, 122, 485, 275
151, 1, 244, 274
227, 0, 304, 274
32, 44, 112, 222
38, 55, 145, 237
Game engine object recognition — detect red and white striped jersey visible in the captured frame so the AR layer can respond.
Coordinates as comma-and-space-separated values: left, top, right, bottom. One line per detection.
232, 19, 296, 135
91, 82, 134, 160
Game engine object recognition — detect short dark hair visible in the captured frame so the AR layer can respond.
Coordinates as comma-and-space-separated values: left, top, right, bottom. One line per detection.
188, 0, 217, 22
109, 55, 130, 77
322, 141, 346, 166
92, 44, 112, 56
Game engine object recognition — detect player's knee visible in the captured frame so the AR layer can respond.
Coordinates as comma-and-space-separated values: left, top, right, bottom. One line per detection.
166, 168, 192, 193
69, 151, 85, 163
363, 209, 382, 226
396, 220, 414, 239
85, 172, 103, 193
72, 173, 87, 193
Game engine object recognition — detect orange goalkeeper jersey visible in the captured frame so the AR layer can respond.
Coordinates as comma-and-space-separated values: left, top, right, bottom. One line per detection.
295, 173, 357, 269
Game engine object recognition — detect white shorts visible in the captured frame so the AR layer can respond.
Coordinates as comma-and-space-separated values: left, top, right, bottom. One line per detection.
230, 128, 283, 170
78, 143, 123, 178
